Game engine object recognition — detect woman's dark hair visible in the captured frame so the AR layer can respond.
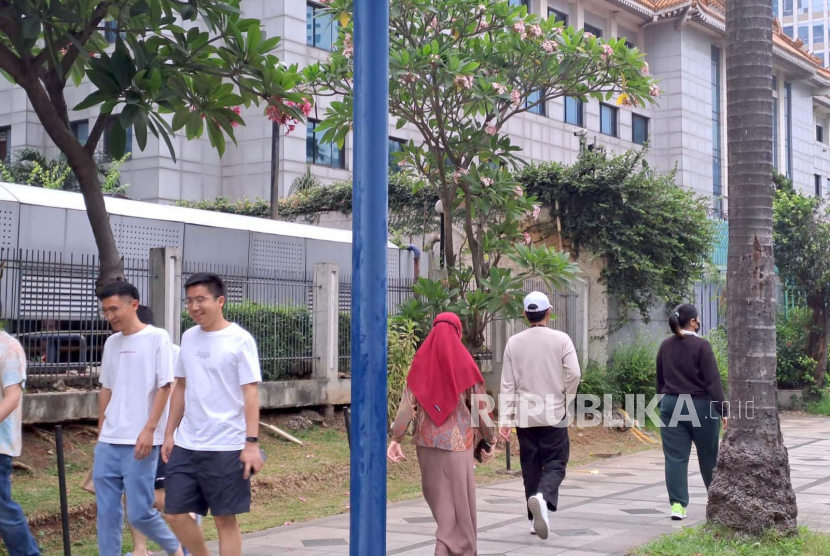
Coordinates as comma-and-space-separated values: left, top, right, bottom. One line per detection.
669, 303, 699, 339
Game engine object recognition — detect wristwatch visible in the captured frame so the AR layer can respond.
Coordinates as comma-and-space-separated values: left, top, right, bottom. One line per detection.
245, 436, 259, 443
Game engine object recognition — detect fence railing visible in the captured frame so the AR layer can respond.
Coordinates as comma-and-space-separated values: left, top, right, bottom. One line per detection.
1, 248, 589, 389
0, 249, 148, 388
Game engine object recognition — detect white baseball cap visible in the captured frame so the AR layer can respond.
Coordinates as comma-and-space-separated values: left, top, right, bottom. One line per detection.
523, 291, 551, 312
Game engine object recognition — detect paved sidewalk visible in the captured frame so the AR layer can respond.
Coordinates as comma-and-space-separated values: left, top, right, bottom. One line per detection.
211, 416, 830, 556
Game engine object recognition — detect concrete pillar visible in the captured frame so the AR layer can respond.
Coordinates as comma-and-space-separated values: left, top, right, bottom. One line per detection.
149, 247, 183, 343
312, 262, 340, 381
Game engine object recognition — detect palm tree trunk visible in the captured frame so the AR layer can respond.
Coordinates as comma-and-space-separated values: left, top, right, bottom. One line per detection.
706, 0, 798, 533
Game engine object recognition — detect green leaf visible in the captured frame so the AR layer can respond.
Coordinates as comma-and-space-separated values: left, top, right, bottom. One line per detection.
206, 120, 226, 156
119, 104, 142, 129
171, 110, 189, 132
86, 68, 120, 95
74, 90, 112, 111
107, 121, 127, 160
134, 116, 148, 151
21, 17, 42, 40
186, 110, 203, 139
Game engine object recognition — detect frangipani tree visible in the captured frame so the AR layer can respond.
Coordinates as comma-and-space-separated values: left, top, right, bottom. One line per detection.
0, 0, 309, 287
306, 0, 659, 349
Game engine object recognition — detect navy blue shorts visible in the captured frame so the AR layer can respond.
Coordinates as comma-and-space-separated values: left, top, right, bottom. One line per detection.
163, 446, 251, 517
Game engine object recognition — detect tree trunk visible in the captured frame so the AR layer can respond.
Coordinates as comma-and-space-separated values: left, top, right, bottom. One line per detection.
270, 122, 280, 219
806, 294, 828, 388
706, 0, 798, 533
20, 79, 124, 290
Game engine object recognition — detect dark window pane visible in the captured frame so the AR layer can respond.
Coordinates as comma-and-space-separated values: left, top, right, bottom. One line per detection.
564, 97, 583, 126
0, 127, 9, 162
784, 25, 794, 38
818, 124, 824, 143
307, 3, 338, 51
632, 114, 649, 145
816, 174, 822, 197
389, 137, 405, 172
526, 90, 545, 116
307, 120, 344, 169
105, 20, 118, 44
71, 120, 89, 145
584, 23, 603, 37
600, 104, 617, 137
814, 24, 824, 44
548, 8, 568, 25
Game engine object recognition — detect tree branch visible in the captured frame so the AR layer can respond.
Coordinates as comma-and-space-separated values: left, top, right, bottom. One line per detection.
86, 112, 110, 156
0, 41, 25, 83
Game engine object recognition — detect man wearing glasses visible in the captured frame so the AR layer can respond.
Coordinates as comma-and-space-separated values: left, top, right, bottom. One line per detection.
94, 282, 184, 556
162, 273, 263, 556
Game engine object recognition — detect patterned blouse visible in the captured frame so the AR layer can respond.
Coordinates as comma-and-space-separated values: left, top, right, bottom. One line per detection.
391, 382, 495, 452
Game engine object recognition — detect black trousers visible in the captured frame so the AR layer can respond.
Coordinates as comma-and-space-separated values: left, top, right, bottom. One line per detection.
516, 424, 570, 519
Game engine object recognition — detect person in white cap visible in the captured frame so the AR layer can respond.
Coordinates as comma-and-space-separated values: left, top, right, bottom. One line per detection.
498, 291, 581, 539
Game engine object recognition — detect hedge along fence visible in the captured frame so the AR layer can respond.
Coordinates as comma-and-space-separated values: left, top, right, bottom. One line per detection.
182, 303, 350, 381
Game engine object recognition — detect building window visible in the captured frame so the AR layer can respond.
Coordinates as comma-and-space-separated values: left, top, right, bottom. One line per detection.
826, 178, 829, 196
712, 46, 723, 215
775, 0, 780, 16
0, 126, 9, 162
818, 123, 825, 143
814, 24, 825, 44
103, 120, 132, 158
584, 23, 603, 38
564, 97, 584, 127
815, 0, 824, 13
306, 2, 338, 51
389, 137, 405, 172
509, 0, 531, 7
104, 20, 119, 44
624, 39, 636, 49
799, 25, 809, 43
816, 174, 822, 197
785, 82, 793, 179
818, 52, 827, 67
798, 0, 809, 14
525, 89, 545, 116
632, 114, 649, 145
784, 25, 794, 39
784, 0, 794, 16
306, 120, 345, 169
600, 104, 618, 137
548, 8, 568, 25
71, 120, 89, 145
773, 77, 780, 171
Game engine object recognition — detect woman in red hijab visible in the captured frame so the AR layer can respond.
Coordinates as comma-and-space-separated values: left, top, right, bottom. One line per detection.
388, 312, 496, 556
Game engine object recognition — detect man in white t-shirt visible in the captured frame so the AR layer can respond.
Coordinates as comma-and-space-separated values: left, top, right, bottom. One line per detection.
162, 273, 263, 556
93, 282, 183, 556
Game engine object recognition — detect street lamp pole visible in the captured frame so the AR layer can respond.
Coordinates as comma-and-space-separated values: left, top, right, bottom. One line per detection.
435, 199, 445, 269
350, 0, 389, 555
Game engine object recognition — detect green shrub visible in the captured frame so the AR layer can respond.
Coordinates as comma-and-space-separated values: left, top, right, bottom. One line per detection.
777, 308, 817, 390
806, 388, 830, 416
182, 303, 352, 381
607, 336, 660, 400
387, 319, 419, 425
578, 361, 613, 398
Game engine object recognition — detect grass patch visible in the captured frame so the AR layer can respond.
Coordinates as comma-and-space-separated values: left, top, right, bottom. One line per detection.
6, 412, 652, 556
634, 525, 830, 556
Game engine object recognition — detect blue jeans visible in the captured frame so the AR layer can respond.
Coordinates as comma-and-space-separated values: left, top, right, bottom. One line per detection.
93, 443, 180, 556
0, 455, 39, 556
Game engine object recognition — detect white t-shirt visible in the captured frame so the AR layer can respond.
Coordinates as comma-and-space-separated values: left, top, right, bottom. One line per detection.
174, 323, 262, 451
99, 326, 176, 446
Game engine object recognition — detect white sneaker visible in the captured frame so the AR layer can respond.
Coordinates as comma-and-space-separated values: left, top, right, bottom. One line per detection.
527, 493, 550, 540
529, 520, 536, 535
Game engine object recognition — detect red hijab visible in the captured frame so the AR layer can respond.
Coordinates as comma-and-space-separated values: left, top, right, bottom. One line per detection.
406, 312, 485, 427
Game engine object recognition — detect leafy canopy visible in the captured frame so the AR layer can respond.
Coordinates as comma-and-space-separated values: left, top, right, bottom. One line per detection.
0, 0, 307, 160
305, 0, 658, 347
521, 148, 717, 323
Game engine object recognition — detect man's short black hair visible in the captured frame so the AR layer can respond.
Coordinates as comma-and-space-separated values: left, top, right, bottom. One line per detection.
184, 272, 227, 298
97, 281, 140, 302
525, 309, 548, 324
136, 305, 156, 326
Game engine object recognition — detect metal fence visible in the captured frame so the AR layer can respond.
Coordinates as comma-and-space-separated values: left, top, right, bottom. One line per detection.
181, 261, 315, 381
0, 249, 148, 388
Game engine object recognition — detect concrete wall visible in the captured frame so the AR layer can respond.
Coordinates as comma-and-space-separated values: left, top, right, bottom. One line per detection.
23, 380, 352, 424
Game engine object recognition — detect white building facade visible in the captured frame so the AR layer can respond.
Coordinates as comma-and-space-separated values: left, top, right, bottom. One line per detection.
0, 0, 826, 206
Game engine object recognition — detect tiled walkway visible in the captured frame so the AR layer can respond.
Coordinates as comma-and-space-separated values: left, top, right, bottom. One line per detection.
212, 416, 830, 555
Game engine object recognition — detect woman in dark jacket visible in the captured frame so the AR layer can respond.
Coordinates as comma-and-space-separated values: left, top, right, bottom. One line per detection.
656, 303, 726, 521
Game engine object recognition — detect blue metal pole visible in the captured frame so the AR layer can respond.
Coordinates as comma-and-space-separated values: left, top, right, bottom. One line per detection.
350, 0, 389, 553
